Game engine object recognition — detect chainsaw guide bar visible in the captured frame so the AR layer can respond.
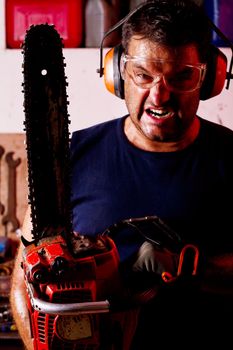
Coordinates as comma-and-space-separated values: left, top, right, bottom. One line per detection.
22, 24, 73, 243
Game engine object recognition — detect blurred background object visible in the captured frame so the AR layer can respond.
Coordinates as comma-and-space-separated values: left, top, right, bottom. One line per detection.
204, 0, 233, 46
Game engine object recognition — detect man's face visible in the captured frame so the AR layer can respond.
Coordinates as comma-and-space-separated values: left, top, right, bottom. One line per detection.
123, 36, 204, 144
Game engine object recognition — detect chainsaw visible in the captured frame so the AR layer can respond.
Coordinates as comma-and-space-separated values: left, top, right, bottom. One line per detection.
21, 24, 124, 350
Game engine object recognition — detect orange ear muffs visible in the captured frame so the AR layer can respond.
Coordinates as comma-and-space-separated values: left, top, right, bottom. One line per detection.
99, 1, 232, 100
104, 44, 228, 101
200, 45, 227, 100
104, 44, 125, 99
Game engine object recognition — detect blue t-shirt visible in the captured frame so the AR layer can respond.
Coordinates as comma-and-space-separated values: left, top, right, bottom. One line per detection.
70, 115, 233, 260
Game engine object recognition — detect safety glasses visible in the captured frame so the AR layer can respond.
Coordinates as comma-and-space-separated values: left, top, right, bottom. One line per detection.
121, 54, 207, 93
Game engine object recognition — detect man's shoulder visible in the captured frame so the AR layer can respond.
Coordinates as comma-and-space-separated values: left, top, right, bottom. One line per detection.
72, 116, 124, 140
70, 116, 126, 153
200, 117, 233, 141
199, 117, 233, 158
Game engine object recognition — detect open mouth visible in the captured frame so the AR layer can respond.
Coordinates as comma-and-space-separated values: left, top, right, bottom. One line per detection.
146, 108, 172, 119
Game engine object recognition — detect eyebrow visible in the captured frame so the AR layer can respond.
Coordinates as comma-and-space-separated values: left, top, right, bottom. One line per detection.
139, 61, 196, 75
132, 62, 152, 72
130, 58, 164, 71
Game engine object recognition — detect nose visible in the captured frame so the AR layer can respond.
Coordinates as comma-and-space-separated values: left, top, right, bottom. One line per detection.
149, 78, 171, 105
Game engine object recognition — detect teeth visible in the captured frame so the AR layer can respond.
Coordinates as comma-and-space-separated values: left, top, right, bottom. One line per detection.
147, 109, 170, 118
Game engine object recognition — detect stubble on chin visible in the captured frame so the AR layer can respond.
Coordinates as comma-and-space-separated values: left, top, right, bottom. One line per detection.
138, 113, 194, 143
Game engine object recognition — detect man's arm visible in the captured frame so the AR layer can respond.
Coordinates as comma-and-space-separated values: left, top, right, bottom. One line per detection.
10, 207, 33, 350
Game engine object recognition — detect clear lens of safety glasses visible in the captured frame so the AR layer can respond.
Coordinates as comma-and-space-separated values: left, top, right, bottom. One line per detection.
121, 54, 207, 93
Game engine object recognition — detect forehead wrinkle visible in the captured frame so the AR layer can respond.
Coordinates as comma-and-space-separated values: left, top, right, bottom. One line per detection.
132, 60, 163, 73
128, 37, 202, 66
129, 58, 179, 75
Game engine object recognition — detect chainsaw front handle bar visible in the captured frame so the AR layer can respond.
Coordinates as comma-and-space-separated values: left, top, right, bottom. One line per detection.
27, 282, 110, 315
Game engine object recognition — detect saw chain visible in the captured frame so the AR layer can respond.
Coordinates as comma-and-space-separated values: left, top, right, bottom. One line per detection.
22, 24, 72, 242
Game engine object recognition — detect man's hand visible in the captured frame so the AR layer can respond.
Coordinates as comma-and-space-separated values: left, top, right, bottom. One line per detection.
133, 241, 178, 275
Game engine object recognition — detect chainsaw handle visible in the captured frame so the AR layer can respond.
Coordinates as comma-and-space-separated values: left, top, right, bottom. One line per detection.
161, 244, 199, 283
27, 282, 110, 315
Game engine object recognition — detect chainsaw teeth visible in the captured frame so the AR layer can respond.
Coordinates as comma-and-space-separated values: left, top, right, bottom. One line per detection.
22, 24, 72, 241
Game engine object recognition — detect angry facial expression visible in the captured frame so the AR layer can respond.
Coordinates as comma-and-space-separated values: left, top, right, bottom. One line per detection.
123, 37, 204, 149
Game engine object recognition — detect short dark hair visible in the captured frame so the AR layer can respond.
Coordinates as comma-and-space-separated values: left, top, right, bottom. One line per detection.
122, 0, 212, 62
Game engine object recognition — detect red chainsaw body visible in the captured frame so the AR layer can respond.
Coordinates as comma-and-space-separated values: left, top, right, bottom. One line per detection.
22, 234, 121, 350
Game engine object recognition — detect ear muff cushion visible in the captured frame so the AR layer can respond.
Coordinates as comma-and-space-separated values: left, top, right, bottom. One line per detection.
200, 46, 227, 100
104, 44, 124, 99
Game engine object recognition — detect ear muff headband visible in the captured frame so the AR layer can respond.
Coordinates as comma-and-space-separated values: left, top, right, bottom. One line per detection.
99, 3, 233, 100
97, 1, 156, 79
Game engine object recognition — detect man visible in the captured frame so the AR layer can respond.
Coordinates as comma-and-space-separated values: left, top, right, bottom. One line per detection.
10, 0, 233, 349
